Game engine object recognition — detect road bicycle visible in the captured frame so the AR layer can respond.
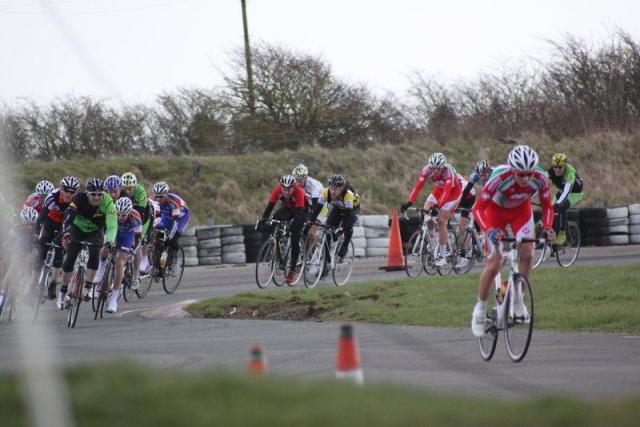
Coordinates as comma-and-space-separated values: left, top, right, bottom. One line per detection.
450, 208, 485, 275
478, 236, 543, 363
301, 221, 355, 288
138, 230, 185, 297
532, 215, 581, 268
254, 219, 302, 288
31, 238, 64, 323
93, 247, 137, 320
65, 241, 102, 328
403, 207, 456, 277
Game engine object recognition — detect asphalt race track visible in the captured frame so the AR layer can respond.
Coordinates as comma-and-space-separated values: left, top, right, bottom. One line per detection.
1, 245, 639, 400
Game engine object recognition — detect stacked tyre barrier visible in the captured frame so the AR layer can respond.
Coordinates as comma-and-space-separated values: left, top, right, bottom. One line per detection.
220, 226, 247, 264
580, 208, 609, 246
178, 226, 199, 266
360, 215, 390, 257
352, 225, 366, 257
607, 206, 630, 245
630, 204, 640, 244
243, 224, 266, 263
196, 226, 222, 265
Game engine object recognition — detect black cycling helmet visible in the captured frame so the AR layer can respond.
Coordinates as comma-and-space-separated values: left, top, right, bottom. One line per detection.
328, 174, 346, 187
86, 177, 104, 192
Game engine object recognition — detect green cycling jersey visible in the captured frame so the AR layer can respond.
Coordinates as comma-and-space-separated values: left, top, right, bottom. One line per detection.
69, 192, 117, 244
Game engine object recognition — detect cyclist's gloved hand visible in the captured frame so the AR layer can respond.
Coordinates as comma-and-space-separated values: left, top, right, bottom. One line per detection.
487, 228, 503, 246
256, 218, 268, 232
553, 203, 560, 211
429, 206, 439, 217
400, 201, 412, 213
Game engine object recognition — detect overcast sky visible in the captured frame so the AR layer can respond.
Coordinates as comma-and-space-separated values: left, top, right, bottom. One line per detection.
0, 0, 638, 104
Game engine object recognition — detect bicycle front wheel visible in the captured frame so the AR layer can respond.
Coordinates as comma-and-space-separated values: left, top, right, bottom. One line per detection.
32, 268, 50, 324
555, 222, 581, 267
436, 230, 456, 276
162, 247, 184, 294
255, 239, 276, 289
332, 238, 354, 287
122, 262, 135, 302
504, 275, 534, 362
136, 250, 155, 299
303, 237, 325, 289
68, 268, 84, 328
404, 230, 424, 278
532, 224, 547, 269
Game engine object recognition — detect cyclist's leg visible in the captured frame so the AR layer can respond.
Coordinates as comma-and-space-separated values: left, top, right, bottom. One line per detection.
437, 197, 459, 259
423, 194, 437, 233
338, 208, 359, 258
59, 226, 84, 306
324, 208, 341, 262
512, 204, 535, 280
456, 194, 475, 251
137, 216, 152, 274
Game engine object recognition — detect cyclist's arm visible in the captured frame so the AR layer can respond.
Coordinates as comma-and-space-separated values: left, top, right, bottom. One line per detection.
538, 176, 554, 229
36, 204, 48, 228
308, 201, 324, 224
262, 184, 281, 219
555, 166, 576, 205
103, 203, 117, 245
407, 169, 428, 204
460, 180, 475, 202
62, 205, 78, 234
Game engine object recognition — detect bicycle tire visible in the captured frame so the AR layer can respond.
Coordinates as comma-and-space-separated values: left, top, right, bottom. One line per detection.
272, 237, 289, 287
332, 238, 354, 287
94, 265, 112, 320
162, 247, 184, 294
504, 275, 534, 362
255, 239, 277, 289
436, 230, 456, 276
422, 237, 438, 275
122, 260, 135, 302
555, 222, 581, 267
303, 236, 326, 289
478, 303, 499, 361
32, 268, 50, 324
532, 223, 547, 269
404, 230, 424, 277
453, 229, 476, 275
136, 250, 155, 299
68, 267, 84, 328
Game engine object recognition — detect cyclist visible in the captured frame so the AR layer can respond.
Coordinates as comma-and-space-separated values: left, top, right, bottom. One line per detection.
455, 160, 492, 270
105, 197, 143, 314
548, 153, 584, 245
258, 175, 306, 284
400, 152, 463, 267
121, 172, 153, 277
292, 163, 323, 242
151, 182, 190, 273
0, 207, 39, 309
57, 178, 117, 309
306, 174, 360, 266
470, 145, 555, 337
22, 180, 54, 214
37, 176, 80, 299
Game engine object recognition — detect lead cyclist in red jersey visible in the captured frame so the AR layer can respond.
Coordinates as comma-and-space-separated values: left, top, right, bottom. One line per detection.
470, 145, 555, 337
401, 152, 464, 267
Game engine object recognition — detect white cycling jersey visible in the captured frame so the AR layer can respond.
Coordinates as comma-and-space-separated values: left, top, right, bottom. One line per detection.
302, 176, 323, 205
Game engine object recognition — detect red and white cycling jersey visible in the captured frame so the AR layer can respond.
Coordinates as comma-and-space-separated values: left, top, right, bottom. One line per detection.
473, 164, 554, 232
407, 163, 462, 207
22, 192, 43, 214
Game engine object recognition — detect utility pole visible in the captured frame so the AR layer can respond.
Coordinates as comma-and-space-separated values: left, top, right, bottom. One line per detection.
241, 0, 256, 115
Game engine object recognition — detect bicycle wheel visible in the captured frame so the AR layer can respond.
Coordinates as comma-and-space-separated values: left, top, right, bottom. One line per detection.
255, 239, 276, 289
136, 251, 155, 299
532, 223, 547, 269
271, 238, 289, 287
478, 298, 499, 361
404, 230, 424, 277
122, 261, 135, 302
285, 238, 304, 287
32, 268, 50, 324
555, 222, 581, 267
453, 230, 475, 275
303, 237, 326, 289
68, 267, 84, 328
162, 247, 184, 294
437, 230, 456, 276
332, 238, 354, 287
94, 265, 112, 320
504, 275, 534, 362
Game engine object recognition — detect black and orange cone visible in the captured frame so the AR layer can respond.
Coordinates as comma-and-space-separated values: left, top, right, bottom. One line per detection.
247, 344, 268, 375
380, 209, 406, 271
335, 324, 364, 385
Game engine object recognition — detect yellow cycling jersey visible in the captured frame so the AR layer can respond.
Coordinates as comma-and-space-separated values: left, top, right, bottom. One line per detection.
318, 187, 360, 210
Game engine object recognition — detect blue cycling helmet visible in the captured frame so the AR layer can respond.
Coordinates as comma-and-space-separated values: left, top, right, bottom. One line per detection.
105, 175, 123, 191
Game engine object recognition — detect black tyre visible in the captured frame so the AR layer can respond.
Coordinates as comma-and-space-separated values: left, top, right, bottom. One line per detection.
136, 250, 155, 299
32, 268, 50, 324
504, 275, 534, 362
255, 239, 276, 289
436, 230, 456, 276
122, 262, 135, 302
532, 222, 547, 270
332, 238, 354, 287
404, 230, 424, 278
555, 222, 581, 267
303, 237, 326, 289
478, 300, 499, 361
162, 247, 184, 294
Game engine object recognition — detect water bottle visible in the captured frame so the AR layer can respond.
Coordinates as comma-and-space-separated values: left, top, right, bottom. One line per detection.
160, 251, 168, 269
496, 279, 508, 304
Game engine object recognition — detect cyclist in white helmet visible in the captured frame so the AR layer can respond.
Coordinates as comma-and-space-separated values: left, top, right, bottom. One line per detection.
292, 163, 323, 240
470, 145, 555, 338
401, 152, 464, 267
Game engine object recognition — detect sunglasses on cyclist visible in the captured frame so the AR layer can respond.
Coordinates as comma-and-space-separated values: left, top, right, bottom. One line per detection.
89, 192, 104, 197
62, 188, 76, 194
514, 171, 534, 178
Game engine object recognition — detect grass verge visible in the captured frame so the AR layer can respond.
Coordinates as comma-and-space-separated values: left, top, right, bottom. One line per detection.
0, 363, 638, 427
187, 263, 640, 333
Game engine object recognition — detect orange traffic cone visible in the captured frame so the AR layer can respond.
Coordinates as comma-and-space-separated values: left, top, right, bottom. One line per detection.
335, 324, 364, 385
247, 344, 268, 375
380, 209, 406, 271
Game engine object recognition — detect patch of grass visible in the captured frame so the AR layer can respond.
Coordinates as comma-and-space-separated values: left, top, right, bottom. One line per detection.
0, 363, 638, 426
10, 132, 640, 224
187, 263, 640, 333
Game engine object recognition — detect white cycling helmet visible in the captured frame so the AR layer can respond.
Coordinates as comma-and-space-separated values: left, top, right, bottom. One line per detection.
115, 197, 133, 215
508, 145, 539, 172
280, 175, 296, 188
60, 176, 80, 193
428, 152, 446, 168
19, 207, 38, 224
36, 180, 54, 196
152, 181, 170, 195
292, 164, 308, 180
